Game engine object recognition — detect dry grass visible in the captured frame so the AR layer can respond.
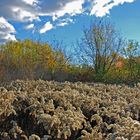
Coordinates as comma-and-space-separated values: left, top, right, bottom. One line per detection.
0, 80, 140, 140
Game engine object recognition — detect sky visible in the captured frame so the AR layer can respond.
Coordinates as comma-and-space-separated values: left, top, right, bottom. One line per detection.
0, 0, 140, 45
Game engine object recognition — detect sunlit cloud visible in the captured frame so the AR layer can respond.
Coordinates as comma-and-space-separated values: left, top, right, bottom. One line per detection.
39, 22, 53, 34
0, 17, 16, 43
0, 0, 136, 42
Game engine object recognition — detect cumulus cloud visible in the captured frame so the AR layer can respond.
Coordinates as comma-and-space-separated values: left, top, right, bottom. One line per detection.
25, 23, 34, 30
12, 7, 40, 22
0, 0, 39, 22
0, 17, 16, 43
39, 22, 53, 34
57, 18, 74, 27
0, 0, 136, 22
90, 0, 135, 17
22, 0, 38, 6
48, 0, 85, 21
0, 0, 85, 22
0, 0, 136, 41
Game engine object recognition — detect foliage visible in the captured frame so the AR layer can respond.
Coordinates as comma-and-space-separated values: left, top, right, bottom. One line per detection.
122, 40, 140, 83
0, 40, 67, 80
0, 20, 140, 84
78, 19, 124, 79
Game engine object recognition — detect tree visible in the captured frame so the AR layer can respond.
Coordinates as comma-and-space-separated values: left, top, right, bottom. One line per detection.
123, 40, 140, 83
78, 19, 124, 78
0, 40, 68, 81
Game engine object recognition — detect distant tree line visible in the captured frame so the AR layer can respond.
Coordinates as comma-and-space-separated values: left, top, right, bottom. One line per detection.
0, 19, 140, 85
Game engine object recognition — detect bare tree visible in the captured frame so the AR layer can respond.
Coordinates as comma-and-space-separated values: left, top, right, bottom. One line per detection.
78, 19, 124, 77
49, 37, 73, 64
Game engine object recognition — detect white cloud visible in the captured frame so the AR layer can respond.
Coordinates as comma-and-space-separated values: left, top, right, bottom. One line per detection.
0, 0, 136, 22
25, 23, 34, 30
0, 0, 85, 23
50, 0, 85, 21
39, 22, 53, 34
0, 0, 136, 42
57, 18, 74, 27
12, 7, 40, 22
90, 0, 135, 17
58, 22, 69, 27
22, 0, 38, 6
0, 17, 16, 43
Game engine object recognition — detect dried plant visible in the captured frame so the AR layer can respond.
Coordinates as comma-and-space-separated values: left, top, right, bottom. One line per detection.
0, 80, 140, 139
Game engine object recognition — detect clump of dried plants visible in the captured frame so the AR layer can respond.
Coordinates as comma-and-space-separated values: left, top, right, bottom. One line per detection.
0, 80, 140, 140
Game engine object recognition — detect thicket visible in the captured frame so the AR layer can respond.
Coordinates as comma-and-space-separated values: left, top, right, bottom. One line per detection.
0, 39, 94, 82
0, 40, 68, 81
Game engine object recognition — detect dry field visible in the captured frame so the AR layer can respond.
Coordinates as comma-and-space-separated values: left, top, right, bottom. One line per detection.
0, 80, 140, 140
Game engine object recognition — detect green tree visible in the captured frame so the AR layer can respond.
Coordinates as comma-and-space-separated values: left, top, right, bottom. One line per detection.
123, 40, 140, 83
78, 19, 124, 79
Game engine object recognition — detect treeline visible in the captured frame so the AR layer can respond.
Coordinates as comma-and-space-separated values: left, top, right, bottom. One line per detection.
0, 40, 92, 82
0, 19, 140, 84
0, 40, 65, 81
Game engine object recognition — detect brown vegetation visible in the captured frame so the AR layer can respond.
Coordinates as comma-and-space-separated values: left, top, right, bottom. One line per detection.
0, 80, 140, 140
0, 19, 140, 140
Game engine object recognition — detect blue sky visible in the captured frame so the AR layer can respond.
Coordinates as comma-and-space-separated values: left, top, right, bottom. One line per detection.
0, 0, 139, 45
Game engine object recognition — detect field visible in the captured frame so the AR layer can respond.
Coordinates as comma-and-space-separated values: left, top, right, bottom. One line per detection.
0, 80, 140, 140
